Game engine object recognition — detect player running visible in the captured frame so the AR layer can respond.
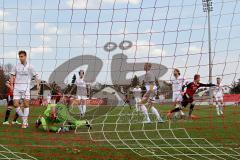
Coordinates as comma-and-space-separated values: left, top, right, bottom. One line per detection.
10, 50, 40, 128
70, 70, 89, 118
2, 77, 21, 125
132, 85, 142, 111
35, 103, 91, 133
139, 63, 164, 123
213, 77, 224, 116
167, 74, 215, 119
170, 68, 186, 119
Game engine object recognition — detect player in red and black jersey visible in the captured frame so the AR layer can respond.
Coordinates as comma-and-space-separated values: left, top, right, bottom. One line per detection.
167, 74, 215, 118
3, 77, 21, 125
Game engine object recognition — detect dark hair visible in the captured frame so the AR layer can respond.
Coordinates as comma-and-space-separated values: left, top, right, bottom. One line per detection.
217, 77, 221, 80
79, 70, 84, 75
18, 50, 27, 56
145, 63, 152, 68
174, 68, 180, 76
194, 74, 200, 80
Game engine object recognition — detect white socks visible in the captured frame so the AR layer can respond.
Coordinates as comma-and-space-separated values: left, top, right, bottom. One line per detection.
23, 108, 29, 124
82, 105, 86, 114
135, 99, 140, 111
216, 103, 224, 115
16, 107, 29, 124
151, 107, 163, 122
16, 107, 24, 117
78, 105, 83, 115
179, 110, 185, 116
140, 105, 164, 122
216, 104, 220, 115
78, 105, 87, 116
140, 105, 150, 122
135, 103, 139, 111
219, 104, 223, 114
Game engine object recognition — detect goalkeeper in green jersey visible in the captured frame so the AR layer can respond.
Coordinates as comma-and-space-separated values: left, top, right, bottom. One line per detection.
35, 103, 91, 133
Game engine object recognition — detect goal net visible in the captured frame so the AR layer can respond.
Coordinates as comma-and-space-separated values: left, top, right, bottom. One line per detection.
0, 0, 240, 159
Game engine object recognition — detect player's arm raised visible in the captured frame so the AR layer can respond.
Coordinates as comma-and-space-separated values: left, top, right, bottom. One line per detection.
199, 83, 216, 87
35, 77, 40, 92
9, 66, 16, 90
30, 65, 40, 92
181, 82, 189, 94
5, 79, 13, 91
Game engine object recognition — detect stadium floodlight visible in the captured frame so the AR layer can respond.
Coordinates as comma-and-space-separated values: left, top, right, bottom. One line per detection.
202, 0, 213, 12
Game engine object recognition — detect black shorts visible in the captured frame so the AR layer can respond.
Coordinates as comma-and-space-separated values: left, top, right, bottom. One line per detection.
181, 94, 194, 108
7, 95, 14, 106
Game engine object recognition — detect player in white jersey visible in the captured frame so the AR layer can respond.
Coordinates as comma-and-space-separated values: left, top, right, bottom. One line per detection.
70, 70, 88, 117
138, 63, 164, 123
10, 51, 40, 128
132, 85, 142, 111
170, 68, 186, 118
213, 77, 224, 116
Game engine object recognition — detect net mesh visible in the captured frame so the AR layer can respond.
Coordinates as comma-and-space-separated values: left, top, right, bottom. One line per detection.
0, 0, 240, 159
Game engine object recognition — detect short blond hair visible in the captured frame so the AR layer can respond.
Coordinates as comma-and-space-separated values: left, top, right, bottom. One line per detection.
144, 63, 152, 71
174, 68, 180, 75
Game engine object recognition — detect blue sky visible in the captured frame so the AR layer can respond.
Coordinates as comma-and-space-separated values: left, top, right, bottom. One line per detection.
0, 0, 239, 85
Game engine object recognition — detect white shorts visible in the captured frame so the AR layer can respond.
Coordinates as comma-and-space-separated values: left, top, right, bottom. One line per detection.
13, 89, 30, 100
215, 96, 223, 102
145, 85, 157, 92
77, 95, 88, 100
135, 97, 141, 104
172, 92, 182, 102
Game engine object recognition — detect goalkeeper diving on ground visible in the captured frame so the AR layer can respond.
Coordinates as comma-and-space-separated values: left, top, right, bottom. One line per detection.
35, 100, 91, 133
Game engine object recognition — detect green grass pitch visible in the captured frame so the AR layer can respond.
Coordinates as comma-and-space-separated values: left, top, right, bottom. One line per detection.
0, 104, 240, 160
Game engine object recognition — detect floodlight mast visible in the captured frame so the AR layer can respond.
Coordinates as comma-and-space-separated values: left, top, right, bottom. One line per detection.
202, 0, 213, 99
